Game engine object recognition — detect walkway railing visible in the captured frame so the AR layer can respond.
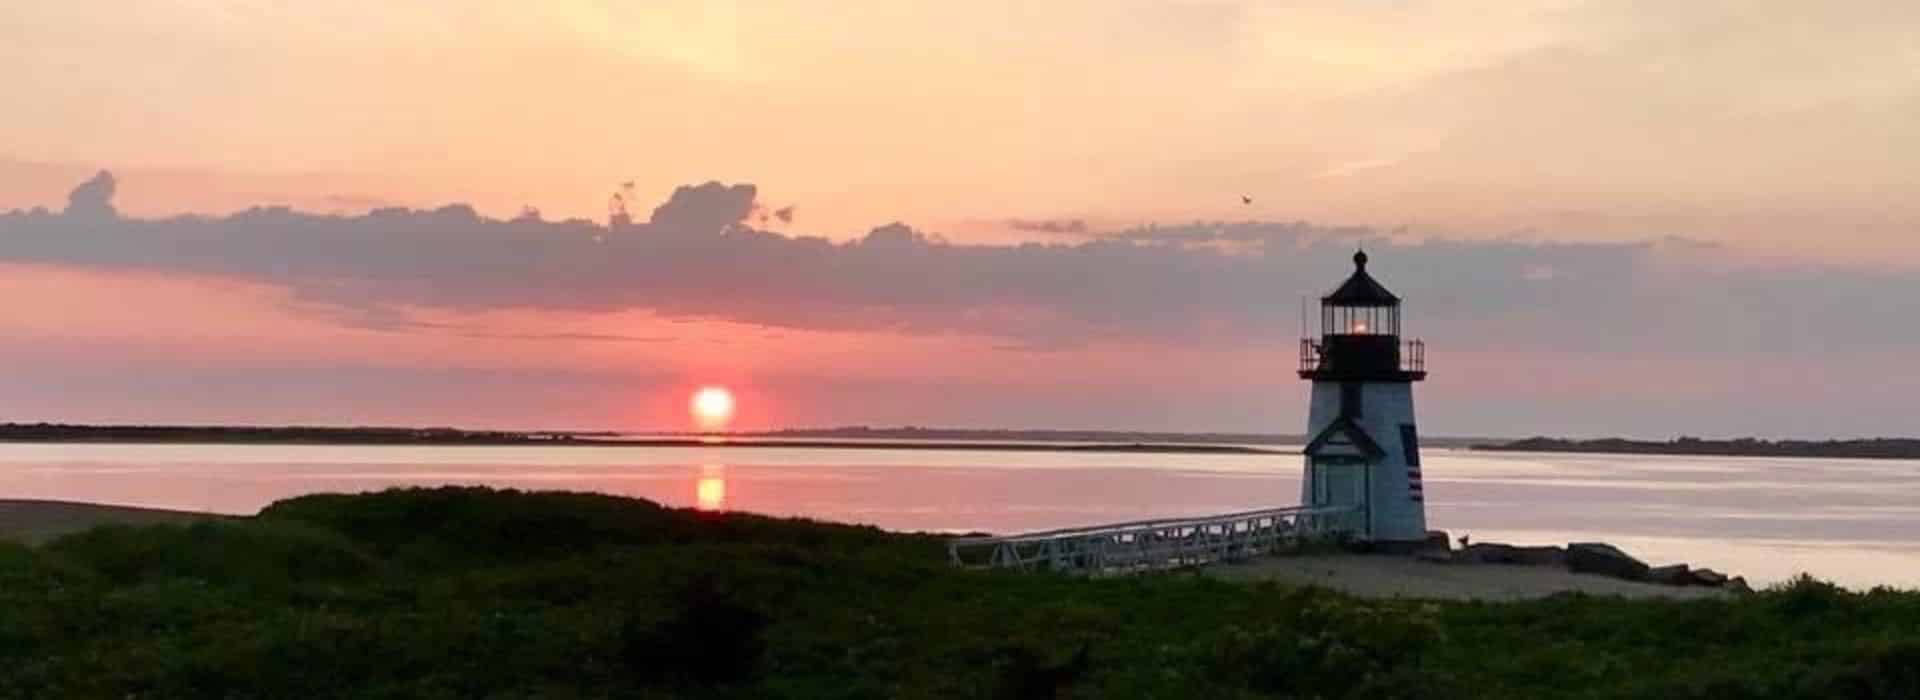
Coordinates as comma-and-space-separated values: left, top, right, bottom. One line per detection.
947, 505, 1356, 576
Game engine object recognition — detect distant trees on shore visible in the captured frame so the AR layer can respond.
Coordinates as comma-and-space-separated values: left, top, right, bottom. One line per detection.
0, 422, 568, 445
1481, 436, 1920, 460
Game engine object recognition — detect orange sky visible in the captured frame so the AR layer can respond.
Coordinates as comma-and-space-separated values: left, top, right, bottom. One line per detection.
2, 2, 1918, 436
5, 2, 1917, 257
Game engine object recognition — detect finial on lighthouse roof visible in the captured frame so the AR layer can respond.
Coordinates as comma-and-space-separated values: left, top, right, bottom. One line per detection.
1323, 247, 1399, 306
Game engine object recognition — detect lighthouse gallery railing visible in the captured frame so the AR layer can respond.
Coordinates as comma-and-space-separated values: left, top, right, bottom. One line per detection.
1298, 338, 1424, 374
946, 504, 1356, 576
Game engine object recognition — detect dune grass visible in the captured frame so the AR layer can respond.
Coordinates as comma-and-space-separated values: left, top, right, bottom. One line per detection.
1, 487, 1916, 698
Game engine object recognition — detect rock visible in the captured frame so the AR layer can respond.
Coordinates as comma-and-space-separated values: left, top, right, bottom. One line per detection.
1412, 531, 1453, 562
1459, 543, 1567, 567
1511, 546, 1567, 567
1723, 576, 1752, 594
1691, 568, 1728, 586
1566, 542, 1651, 582
1647, 564, 1692, 586
1461, 543, 1519, 564
1364, 539, 1431, 555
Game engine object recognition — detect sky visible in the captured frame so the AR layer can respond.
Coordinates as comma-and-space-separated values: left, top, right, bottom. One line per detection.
2, 1, 1917, 437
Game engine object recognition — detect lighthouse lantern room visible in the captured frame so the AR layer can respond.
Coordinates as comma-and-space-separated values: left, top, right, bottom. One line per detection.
1298, 250, 1428, 543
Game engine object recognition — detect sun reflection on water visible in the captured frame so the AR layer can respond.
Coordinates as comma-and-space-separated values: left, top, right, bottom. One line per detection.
696, 464, 726, 511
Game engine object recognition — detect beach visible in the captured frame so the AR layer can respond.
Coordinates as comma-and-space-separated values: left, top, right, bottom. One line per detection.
1205, 552, 1729, 601
0, 499, 216, 545
6, 498, 1726, 601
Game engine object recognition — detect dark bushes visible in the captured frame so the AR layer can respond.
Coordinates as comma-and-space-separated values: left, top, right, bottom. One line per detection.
44, 519, 372, 587
621, 574, 771, 685
3, 487, 1918, 698
1201, 588, 1453, 698
259, 486, 922, 570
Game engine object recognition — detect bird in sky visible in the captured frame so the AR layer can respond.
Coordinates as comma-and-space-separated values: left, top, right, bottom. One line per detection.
1241, 195, 1253, 205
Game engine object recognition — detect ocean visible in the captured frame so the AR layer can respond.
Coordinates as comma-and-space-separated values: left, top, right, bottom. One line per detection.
2, 441, 1915, 588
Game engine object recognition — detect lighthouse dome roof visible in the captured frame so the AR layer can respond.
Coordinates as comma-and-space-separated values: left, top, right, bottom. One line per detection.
1322, 249, 1400, 306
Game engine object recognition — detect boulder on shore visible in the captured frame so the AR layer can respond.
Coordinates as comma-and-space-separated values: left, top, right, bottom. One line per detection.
1449, 542, 1566, 567
1723, 576, 1753, 594
1648, 564, 1692, 586
1567, 542, 1651, 582
1462, 543, 1519, 564
1691, 568, 1729, 586
1511, 546, 1567, 567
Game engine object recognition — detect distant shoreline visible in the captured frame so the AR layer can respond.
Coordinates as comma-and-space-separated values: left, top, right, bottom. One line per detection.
1477, 436, 1920, 460
0, 423, 1285, 455
586, 438, 1282, 454
12, 424, 1917, 459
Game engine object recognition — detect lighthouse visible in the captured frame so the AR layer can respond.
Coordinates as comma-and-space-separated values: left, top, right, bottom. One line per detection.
1298, 250, 1428, 543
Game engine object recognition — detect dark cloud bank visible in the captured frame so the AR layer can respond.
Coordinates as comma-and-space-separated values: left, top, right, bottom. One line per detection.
4, 172, 1916, 355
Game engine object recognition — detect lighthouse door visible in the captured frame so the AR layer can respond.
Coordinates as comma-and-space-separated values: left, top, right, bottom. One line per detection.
1310, 457, 1369, 536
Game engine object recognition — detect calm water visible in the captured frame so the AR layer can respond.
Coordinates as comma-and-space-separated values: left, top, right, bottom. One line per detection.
2, 442, 1916, 589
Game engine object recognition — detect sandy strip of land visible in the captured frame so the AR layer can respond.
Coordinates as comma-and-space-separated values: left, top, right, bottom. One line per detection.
0, 500, 1728, 601
0, 500, 221, 545
1206, 554, 1729, 601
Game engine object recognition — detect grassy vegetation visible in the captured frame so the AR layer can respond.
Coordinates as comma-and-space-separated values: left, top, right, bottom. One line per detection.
2, 487, 1917, 698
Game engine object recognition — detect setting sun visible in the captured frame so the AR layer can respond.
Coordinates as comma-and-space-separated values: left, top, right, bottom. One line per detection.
690, 386, 736, 430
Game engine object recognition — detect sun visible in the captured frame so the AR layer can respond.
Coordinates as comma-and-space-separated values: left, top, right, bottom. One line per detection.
690, 386, 736, 430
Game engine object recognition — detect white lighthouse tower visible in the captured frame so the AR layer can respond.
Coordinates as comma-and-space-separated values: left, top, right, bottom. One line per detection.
1298, 250, 1428, 543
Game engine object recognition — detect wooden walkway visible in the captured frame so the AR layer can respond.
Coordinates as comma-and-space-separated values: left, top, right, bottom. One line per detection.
947, 505, 1354, 576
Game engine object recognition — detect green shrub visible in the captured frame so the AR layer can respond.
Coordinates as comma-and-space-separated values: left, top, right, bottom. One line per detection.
259, 486, 923, 571
1201, 588, 1453, 698
43, 519, 372, 588
1769, 572, 1849, 617
0, 540, 37, 580
1, 487, 1916, 698
1802, 638, 1920, 699
620, 574, 770, 686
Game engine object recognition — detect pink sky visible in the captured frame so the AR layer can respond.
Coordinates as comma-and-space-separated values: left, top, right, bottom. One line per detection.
3, 2, 1918, 437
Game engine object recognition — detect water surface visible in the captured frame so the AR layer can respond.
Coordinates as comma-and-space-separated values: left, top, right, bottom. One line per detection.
2, 442, 1915, 588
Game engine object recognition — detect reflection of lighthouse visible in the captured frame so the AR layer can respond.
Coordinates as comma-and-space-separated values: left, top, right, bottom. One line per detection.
1297, 251, 1428, 543
696, 464, 727, 511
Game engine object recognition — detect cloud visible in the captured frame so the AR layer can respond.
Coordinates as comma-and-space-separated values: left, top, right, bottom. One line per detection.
643, 181, 756, 234
299, 302, 667, 343
5, 172, 1920, 358
1005, 218, 1090, 235
65, 170, 117, 219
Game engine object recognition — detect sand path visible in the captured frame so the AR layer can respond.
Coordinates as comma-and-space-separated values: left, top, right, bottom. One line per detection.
0, 500, 220, 545
1206, 553, 1729, 601
0, 501, 1732, 601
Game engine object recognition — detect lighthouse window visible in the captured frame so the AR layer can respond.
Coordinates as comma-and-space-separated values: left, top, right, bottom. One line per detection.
1323, 305, 1399, 335
1399, 424, 1421, 467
